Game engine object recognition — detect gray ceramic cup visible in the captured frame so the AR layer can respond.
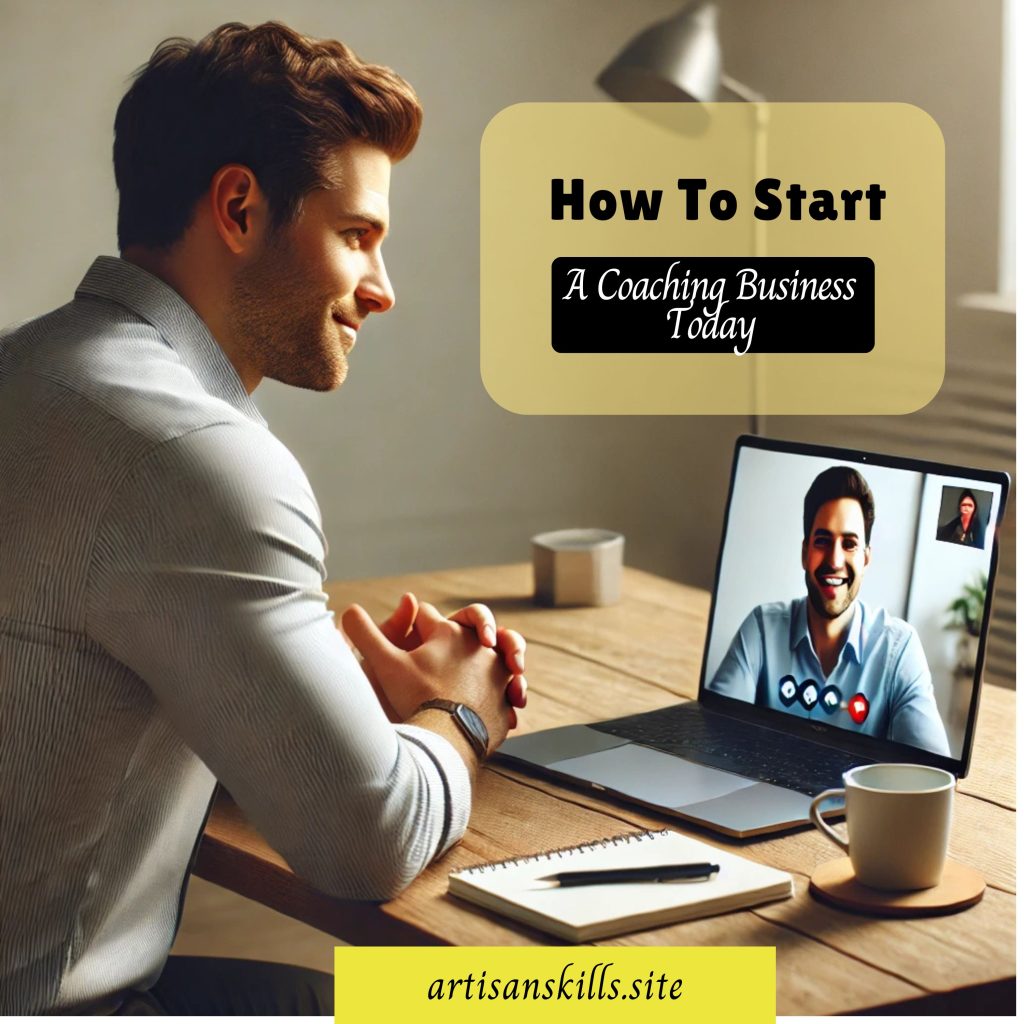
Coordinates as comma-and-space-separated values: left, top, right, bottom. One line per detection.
532, 528, 625, 607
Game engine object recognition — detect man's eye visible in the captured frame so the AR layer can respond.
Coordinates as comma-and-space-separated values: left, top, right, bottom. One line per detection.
843, 539, 858, 551
340, 228, 368, 246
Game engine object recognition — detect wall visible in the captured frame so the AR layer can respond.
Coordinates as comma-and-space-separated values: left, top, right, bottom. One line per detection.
716, 0, 1014, 687
907, 473, 1000, 747
0, 2, 1007, 611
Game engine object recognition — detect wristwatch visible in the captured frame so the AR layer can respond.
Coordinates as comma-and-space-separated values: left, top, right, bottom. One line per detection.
417, 699, 489, 763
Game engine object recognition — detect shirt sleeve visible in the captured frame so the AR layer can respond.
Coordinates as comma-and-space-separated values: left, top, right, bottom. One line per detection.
886, 629, 951, 757
85, 421, 471, 900
707, 609, 763, 702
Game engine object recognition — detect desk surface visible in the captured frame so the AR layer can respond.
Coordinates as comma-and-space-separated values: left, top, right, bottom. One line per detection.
194, 564, 1016, 1015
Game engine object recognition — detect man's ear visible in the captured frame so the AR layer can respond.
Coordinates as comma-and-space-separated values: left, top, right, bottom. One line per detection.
800, 538, 809, 572
864, 544, 871, 569
208, 164, 266, 255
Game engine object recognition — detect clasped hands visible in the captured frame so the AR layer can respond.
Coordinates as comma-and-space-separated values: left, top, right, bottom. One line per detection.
343, 593, 527, 743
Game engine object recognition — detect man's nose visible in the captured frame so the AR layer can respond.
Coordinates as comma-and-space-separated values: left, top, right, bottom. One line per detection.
357, 256, 396, 313
827, 541, 845, 567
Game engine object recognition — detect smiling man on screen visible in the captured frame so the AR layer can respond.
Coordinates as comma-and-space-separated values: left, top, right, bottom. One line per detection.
0, 23, 526, 1015
708, 466, 949, 757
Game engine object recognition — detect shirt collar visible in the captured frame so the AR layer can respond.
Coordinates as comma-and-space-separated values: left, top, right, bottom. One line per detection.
791, 596, 865, 666
74, 256, 266, 427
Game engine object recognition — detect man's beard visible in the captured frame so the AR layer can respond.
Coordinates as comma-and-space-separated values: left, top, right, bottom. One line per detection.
805, 569, 858, 620
227, 237, 347, 392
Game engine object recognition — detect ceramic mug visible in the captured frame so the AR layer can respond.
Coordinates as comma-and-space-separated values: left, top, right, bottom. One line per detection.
532, 528, 624, 607
809, 763, 955, 890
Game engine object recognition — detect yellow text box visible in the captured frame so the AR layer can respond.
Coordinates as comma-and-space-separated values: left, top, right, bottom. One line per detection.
335, 946, 774, 1023
480, 102, 944, 415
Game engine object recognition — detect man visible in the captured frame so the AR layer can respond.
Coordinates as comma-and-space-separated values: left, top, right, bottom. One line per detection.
709, 466, 950, 757
0, 23, 526, 1015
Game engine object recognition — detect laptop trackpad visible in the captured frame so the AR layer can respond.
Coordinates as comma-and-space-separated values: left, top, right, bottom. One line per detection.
680, 782, 813, 834
549, 742, 757, 807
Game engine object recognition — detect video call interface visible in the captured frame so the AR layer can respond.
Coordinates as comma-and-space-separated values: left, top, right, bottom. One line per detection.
702, 446, 1004, 762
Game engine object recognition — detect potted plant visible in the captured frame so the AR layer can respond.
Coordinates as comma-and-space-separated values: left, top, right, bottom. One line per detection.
945, 573, 987, 675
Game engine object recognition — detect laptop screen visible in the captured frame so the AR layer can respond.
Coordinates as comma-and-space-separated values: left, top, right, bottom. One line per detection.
700, 437, 1008, 771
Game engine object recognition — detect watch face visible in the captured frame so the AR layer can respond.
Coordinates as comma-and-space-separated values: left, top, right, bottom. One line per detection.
454, 704, 489, 756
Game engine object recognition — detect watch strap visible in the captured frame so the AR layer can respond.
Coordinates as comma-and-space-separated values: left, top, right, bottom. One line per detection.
417, 698, 489, 762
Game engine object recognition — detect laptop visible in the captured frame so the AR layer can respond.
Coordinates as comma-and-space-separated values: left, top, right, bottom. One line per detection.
499, 435, 1009, 837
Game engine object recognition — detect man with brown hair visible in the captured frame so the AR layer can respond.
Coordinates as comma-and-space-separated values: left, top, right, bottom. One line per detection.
709, 466, 948, 756
0, 23, 525, 1014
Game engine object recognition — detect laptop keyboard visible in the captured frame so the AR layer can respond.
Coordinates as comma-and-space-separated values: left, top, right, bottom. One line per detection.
592, 703, 871, 797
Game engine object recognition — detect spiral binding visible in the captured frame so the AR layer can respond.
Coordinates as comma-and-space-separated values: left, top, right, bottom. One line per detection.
461, 829, 669, 875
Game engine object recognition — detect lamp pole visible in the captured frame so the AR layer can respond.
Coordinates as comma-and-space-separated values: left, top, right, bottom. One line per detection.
597, 3, 769, 434
721, 75, 769, 436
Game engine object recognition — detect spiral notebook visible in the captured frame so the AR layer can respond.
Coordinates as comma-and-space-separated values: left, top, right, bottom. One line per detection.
448, 829, 793, 941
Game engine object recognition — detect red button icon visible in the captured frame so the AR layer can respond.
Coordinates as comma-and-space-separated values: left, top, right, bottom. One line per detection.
849, 693, 870, 724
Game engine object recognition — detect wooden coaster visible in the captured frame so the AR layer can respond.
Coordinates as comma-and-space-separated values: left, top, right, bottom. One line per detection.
809, 857, 985, 917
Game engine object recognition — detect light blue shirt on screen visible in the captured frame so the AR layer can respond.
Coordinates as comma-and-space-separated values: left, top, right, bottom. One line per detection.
708, 598, 951, 757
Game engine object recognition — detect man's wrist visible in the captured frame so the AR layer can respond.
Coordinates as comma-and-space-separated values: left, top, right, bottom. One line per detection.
415, 698, 489, 763
409, 708, 481, 779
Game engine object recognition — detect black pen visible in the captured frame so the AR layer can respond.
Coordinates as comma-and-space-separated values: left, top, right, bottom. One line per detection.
536, 862, 720, 887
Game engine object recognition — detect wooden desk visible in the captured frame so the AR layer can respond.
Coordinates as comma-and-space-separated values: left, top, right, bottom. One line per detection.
193, 564, 1016, 1015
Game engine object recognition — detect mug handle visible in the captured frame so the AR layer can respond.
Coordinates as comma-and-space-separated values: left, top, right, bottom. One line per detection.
809, 788, 848, 852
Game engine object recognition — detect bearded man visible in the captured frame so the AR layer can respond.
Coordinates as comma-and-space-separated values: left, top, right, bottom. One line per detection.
708, 465, 949, 756
0, 22, 526, 1014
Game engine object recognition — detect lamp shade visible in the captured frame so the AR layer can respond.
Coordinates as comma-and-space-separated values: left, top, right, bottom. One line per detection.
597, 1, 723, 103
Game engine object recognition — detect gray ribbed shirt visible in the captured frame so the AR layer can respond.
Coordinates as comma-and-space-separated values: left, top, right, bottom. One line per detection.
0, 257, 470, 1014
